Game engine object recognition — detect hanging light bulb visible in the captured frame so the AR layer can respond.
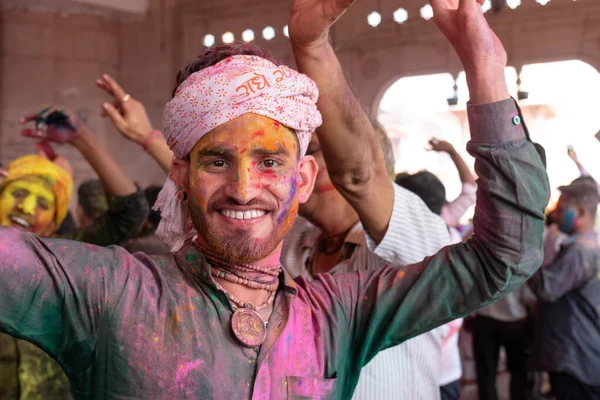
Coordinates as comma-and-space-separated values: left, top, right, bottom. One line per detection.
517, 69, 529, 100
447, 78, 459, 106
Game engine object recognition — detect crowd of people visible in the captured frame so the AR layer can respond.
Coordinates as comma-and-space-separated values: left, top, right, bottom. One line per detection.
0, 0, 598, 399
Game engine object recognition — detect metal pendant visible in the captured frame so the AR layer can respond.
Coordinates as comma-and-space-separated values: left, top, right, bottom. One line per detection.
231, 304, 267, 347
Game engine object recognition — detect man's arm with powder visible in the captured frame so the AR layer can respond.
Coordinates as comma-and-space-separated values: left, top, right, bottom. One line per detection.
0, 227, 149, 373
0, 227, 133, 372
310, 99, 549, 372
289, 0, 394, 243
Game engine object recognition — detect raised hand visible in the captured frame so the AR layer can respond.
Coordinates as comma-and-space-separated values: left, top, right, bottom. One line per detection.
96, 74, 154, 146
431, 0, 509, 103
289, 0, 357, 48
20, 107, 80, 144
427, 138, 455, 153
430, 0, 506, 75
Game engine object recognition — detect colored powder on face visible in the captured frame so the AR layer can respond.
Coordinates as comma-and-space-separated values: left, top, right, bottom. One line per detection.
251, 129, 265, 139
277, 175, 297, 225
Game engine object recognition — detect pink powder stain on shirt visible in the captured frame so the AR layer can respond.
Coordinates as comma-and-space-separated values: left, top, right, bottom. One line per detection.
175, 359, 203, 387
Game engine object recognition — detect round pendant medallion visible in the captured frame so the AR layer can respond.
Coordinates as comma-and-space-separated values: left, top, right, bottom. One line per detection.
231, 306, 267, 347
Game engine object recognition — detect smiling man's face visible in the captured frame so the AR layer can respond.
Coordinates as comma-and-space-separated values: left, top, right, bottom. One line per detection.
0, 176, 57, 236
186, 113, 316, 264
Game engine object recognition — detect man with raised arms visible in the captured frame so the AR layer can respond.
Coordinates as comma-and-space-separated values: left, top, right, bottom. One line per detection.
0, 0, 548, 398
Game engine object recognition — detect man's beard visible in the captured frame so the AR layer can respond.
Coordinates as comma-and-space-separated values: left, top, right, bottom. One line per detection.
189, 202, 296, 264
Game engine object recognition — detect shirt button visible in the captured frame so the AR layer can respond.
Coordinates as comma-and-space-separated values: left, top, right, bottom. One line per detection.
512, 115, 521, 125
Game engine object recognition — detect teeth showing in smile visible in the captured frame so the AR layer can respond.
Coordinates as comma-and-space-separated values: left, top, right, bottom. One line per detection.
220, 209, 266, 220
10, 216, 30, 228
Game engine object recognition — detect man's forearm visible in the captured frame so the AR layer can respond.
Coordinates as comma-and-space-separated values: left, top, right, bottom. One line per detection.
146, 136, 173, 174
73, 128, 137, 197
292, 42, 379, 178
342, 100, 550, 364
292, 40, 394, 243
466, 68, 510, 105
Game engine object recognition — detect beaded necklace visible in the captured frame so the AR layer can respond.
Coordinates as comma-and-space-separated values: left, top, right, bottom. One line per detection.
195, 240, 282, 347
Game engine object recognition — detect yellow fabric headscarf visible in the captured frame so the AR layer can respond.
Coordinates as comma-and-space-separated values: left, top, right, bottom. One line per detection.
0, 155, 73, 225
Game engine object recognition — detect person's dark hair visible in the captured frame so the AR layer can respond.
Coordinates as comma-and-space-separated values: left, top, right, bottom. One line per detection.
55, 211, 77, 235
173, 44, 279, 97
144, 185, 162, 230
395, 171, 446, 216
78, 179, 108, 220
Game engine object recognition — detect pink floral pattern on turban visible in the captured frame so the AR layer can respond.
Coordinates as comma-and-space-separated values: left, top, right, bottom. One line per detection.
154, 55, 322, 251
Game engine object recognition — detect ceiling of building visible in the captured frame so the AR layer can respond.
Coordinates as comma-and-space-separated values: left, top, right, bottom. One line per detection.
0, 0, 148, 15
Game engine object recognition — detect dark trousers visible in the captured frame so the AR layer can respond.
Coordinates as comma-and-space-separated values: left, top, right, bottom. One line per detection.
470, 315, 530, 400
440, 380, 461, 400
549, 372, 600, 400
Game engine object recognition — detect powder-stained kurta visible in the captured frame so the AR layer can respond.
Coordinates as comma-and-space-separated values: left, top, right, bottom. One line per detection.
0, 189, 149, 400
0, 99, 549, 399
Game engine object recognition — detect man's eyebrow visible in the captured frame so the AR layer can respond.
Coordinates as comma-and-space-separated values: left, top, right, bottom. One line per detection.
195, 147, 235, 158
250, 145, 291, 157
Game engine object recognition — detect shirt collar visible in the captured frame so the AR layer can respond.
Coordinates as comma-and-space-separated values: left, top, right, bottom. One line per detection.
344, 221, 367, 245
299, 220, 366, 249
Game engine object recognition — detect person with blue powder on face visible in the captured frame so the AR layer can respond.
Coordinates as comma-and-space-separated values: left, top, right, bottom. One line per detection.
528, 177, 600, 400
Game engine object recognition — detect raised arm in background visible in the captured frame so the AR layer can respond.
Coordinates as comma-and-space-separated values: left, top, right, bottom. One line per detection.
97, 75, 173, 174
289, 0, 394, 243
428, 138, 477, 226
21, 109, 148, 245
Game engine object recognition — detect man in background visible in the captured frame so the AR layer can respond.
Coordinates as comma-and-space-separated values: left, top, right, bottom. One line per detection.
528, 178, 600, 400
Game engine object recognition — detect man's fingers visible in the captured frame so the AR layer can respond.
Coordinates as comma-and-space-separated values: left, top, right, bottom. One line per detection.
102, 103, 128, 131
96, 79, 113, 95
458, 0, 479, 14
21, 128, 47, 139
20, 114, 39, 124
101, 74, 127, 102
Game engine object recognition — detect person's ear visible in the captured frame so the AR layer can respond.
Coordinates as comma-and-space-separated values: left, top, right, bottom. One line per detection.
171, 158, 190, 199
297, 155, 318, 203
